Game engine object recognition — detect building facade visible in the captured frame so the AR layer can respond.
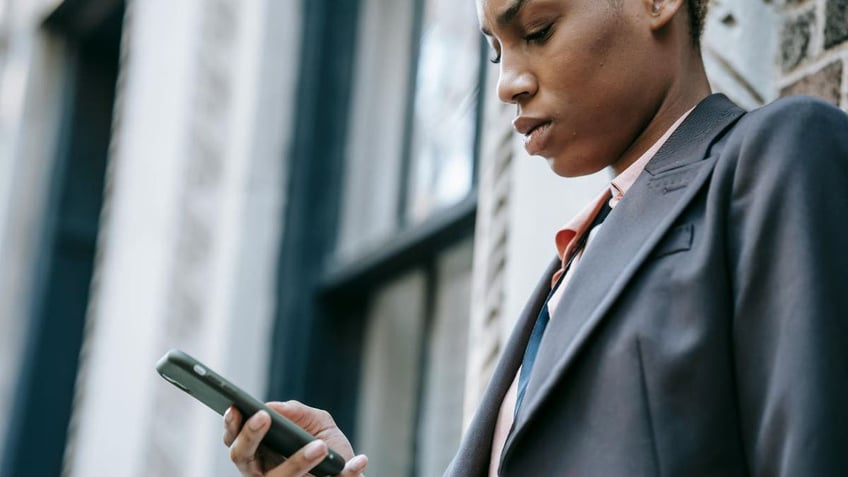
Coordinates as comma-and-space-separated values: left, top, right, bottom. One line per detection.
0, 0, 845, 476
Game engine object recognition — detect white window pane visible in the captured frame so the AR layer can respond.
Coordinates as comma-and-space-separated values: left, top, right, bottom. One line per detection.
406, 0, 480, 223
355, 270, 426, 476
416, 238, 473, 477
338, 0, 415, 261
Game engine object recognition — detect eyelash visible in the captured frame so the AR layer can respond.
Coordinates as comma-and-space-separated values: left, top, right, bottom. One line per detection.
488, 24, 554, 64
525, 24, 553, 43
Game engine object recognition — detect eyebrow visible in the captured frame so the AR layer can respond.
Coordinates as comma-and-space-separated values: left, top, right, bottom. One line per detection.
480, 0, 531, 36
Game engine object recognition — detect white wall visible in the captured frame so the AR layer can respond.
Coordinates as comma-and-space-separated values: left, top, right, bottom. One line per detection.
64, 0, 201, 473
65, 0, 300, 475
703, 0, 780, 108
203, 0, 302, 474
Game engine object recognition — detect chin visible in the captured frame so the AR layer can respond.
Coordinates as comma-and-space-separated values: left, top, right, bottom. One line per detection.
546, 155, 605, 178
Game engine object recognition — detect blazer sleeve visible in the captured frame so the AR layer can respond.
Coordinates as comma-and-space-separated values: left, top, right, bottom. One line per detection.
726, 97, 848, 476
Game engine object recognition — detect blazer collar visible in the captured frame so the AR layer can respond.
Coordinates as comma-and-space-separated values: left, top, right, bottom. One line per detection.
501, 93, 746, 463
443, 257, 561, 477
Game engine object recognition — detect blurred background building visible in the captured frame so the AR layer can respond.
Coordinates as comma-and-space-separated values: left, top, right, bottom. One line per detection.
0, 0, 845, 475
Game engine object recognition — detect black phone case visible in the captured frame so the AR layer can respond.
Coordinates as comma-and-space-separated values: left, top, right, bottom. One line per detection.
156, 349, 345, 476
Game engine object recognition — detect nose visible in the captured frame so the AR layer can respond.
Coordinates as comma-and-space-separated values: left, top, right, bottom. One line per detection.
497, 56, 537, 104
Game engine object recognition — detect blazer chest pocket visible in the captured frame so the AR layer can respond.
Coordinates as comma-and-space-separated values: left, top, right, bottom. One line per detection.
650, 223, 694, 258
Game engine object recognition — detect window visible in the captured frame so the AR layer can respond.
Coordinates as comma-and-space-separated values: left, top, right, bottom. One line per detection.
268, 0, 487, 474
338, 0, 482, 262
405, 0, 481, 223
354, 241, 473, 477
329, 0, 486, 475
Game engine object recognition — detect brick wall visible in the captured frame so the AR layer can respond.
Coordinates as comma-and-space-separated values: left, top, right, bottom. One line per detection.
778, 0, 848, 109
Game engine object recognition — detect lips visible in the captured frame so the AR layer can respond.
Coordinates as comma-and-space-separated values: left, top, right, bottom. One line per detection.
513, 116, 553, 155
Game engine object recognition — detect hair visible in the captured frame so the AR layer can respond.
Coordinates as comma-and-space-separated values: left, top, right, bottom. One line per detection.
687, 0, 709, 48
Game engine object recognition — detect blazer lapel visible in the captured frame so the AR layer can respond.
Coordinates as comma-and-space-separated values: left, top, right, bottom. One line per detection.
444, 258, 561, 477
501, 94, 746, 460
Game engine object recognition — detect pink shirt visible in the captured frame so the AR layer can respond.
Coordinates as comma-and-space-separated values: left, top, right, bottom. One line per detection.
487, 109, 693, 476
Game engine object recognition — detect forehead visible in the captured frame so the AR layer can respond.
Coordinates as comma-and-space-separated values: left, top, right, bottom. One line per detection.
477, 0, 572, 34
476, 0, 522, 31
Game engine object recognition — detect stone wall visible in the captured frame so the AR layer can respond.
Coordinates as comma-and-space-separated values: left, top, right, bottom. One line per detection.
778, 0, 847, 108
703, 0, 847, 109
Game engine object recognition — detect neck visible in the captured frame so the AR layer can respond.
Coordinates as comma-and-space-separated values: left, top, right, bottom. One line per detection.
610, 53, 711, 176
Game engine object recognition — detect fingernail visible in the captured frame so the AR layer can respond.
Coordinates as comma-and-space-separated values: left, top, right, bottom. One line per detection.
224, 408, 233, 424
303, 440, 327, 460
248, 411, 268, 431
348, 455, 368, 471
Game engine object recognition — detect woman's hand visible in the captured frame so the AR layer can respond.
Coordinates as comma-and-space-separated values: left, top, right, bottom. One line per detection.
224, 401, 368, 476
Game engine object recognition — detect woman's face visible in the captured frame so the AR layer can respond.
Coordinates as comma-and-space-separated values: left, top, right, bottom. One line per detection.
478, 0, 671, 177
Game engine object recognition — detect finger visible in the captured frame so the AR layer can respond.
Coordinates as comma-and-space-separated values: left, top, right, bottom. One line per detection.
268, 401, 335, 433
341, 454, 368, 476
223, 406, 243, 447
266, 401, 356, 463
229, 410, 271, 469
273, 439, 328, 475
267, 400, 309, 421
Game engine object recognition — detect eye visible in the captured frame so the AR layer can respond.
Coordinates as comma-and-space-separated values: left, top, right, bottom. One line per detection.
523, 24, 553, 43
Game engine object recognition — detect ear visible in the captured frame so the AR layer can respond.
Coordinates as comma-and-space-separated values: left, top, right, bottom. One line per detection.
643, 0, 685, 31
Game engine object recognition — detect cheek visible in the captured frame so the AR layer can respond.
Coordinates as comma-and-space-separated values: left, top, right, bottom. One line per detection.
542, 21, 630, 102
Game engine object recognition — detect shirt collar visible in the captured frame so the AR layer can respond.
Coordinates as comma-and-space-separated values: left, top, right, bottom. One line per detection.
608, 106, 694, 207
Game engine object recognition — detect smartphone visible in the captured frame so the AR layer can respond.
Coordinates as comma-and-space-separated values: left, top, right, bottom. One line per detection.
156, 349, 345, 476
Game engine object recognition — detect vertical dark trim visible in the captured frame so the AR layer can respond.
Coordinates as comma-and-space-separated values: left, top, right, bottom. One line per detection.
307, 294, 369, 445
0, 39, 79, 477
2, 3, 123, 476
396, 0, 426, 229
267, 0, 362, 435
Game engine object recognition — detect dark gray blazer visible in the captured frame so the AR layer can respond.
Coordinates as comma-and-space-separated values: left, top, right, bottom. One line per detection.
446, 94, 848, 476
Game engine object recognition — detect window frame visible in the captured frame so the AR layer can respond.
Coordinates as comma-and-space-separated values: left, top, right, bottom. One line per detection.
268, 0, 489, 466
